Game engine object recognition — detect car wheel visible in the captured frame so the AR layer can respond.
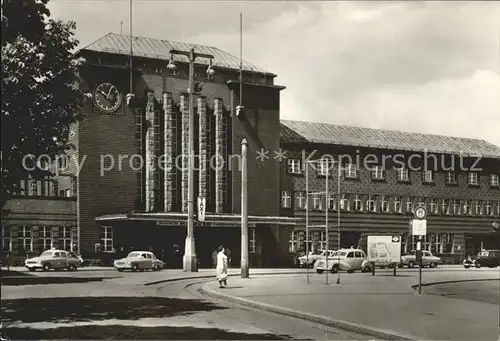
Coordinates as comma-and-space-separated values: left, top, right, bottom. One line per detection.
132, 263, 139, 272
28, 267, 35, 272
362, 266, 371, 273
397, 264, 403, 268
316, 269, 324, 274
347, 269, 354, 274
464, 265, 470, 269
42, 263, 51, 272
117, 268, 124, 272
153, 265, 160, 271
408, 261, 415, 268
475, 262, 481, 268
330, 265, 339, 274
429, 262, 436, 268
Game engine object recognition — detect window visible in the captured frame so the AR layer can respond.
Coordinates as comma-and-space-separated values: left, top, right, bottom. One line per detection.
345, 163, 358, 178
371, 166, 385, 180
20, 180, 26, 196
474, 201, 482, 216
65, 189, 71, 197
1, 226, 11, 251
422, 170, 434, 183
353, 195, 362, 211
380, 196, 389, 212
40, 226, 52, 250
28, 180, 38, 196
430, 233, 455, 254
425, 198, 435, 214
340, 194, 349, 211
61, 227, 72, 251
496, 202, 500, 216
468, 172, 478, 185
445, 172, 457, 184
397, 168, 410, 182
416, 197, 425, 210
346, 252, 354, 258
317, 158, 333, 176
441, 199, 449, 215
249, 228, 256, 253
289, 230, 299, 252
281, 191, 292, 208
452, 200, 460, 215
312, 194, 322, 210
100, 226, 114, 252
485, 201, 492, 216
295, 191, 306, 209
366, 195, 376, 212
394, 196, 402, 213
18, 226, 33, 252
287, 159, 302, 174
463, 200, 472, 215
327, 194, 336, 210
490, 174, 499, 187
319, 231, 327, 250
405, 197, 413, 213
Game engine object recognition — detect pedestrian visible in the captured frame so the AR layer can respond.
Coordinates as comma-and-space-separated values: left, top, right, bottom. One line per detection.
212, 248, 218, 268
216, 245, 228, 288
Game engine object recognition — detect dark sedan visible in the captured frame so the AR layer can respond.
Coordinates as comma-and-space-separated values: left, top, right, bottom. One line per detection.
472, 250, 500, 268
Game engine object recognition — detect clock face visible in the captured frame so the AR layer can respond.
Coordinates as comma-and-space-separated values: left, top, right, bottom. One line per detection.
415, 207, 427, 220
94, 82, 122, 112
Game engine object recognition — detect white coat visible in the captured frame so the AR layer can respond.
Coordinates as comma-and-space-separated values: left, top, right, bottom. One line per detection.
216, 251, 228, 280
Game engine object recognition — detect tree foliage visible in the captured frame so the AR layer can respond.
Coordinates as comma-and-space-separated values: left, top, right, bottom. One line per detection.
1, 0, 84, 207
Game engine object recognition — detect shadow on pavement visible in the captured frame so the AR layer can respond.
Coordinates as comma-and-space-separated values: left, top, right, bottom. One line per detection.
1, 276, 109, 286
2, 297, 227, 324
1, 269, 33, 277
221, 286, 244, 289
2, 325, 294, 340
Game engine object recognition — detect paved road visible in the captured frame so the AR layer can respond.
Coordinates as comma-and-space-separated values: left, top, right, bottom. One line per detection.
203, 268, 500, 341
1, 268, 371, 340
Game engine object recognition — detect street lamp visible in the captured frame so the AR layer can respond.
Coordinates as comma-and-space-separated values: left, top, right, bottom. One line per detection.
167, 48, 215, 272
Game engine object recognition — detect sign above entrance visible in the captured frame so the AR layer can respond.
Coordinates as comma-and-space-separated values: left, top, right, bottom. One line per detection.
198, 197, 206, 222
156, 220, 236, 228
410, 219, 427, 236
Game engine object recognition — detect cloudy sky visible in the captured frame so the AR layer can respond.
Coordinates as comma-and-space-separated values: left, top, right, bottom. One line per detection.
48, 1, 500, 147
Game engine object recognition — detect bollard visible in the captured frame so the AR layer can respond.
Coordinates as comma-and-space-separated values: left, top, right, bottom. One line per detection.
393, 263, 397, 276
371, 262, 375, 276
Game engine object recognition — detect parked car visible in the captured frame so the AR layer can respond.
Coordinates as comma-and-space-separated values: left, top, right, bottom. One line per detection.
25, 249, 81, 271
113, 251, 165, 272
472, 250, 500, 268
68, 252, 84, 266
463, 255, 476, 268
298, 249, 337, 268
399, 250, 442, 268
314, 248, 367, 274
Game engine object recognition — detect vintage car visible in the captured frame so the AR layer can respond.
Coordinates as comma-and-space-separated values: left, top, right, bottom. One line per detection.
25, 249, 81, 271
113, 251, 165, 272
471, 249, 500, 268
399, 250, 442, 268
298, 249, 337, 268
314, 248, 367, 274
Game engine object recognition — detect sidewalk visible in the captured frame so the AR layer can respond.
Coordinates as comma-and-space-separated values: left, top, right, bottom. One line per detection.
202, 272, 500, 341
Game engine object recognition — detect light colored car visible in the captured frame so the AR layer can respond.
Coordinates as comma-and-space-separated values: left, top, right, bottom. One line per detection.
113, 251, 165, 272
399, 250, 442, 268
314, 248, 367, 274
298, 249, 337, 268
25, 249, 81, 271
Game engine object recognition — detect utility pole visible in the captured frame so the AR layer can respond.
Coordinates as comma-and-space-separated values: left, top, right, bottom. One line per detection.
168, 48, 214, 272
241, 138, 249, 278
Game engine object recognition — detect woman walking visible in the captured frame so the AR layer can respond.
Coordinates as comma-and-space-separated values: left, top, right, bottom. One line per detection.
216, 245, 228, 288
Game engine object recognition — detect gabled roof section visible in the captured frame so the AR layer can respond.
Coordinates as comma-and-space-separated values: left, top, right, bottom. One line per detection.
280, 120, 500, 158
78, 32, 273, 75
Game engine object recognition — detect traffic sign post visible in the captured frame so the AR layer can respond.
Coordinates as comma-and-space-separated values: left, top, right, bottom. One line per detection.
410, 206, 427, 295
197, 197, 206, 222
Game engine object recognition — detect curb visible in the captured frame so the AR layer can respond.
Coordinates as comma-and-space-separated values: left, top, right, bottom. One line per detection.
200, 284, 417, 341
412, 278, 500, 290
144, 271, 306, 286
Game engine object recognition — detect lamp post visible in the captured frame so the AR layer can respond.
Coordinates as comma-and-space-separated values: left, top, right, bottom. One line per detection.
167, 48, 215, 272
241, 138, 249, 278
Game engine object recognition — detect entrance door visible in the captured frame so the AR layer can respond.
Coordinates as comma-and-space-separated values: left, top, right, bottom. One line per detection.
341, 232, 362, 249
196, 227, 240, 268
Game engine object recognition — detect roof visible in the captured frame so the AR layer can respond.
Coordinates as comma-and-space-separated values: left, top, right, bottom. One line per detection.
79, 32, 273, 75
280, 120, 500, 158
